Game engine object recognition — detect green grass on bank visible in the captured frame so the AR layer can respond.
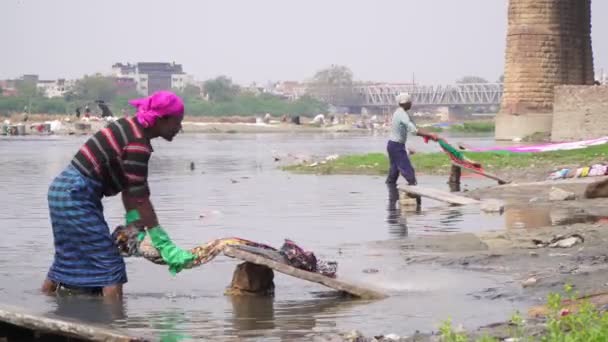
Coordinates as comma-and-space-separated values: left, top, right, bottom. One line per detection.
440, 285, 608, 342
281, 143, 608, 175
448, 121, 495, 133
420, 121, 495, 134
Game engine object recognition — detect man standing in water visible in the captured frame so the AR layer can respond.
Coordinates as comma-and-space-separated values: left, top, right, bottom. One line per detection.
385, 93, 439, 186
41, 90, 192, 300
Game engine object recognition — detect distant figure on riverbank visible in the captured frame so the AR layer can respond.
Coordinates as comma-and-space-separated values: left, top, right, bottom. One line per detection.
41, 90, 189, 301
385, 93, 440, 187
311, 114, 325, 126
96, 100, 114, 118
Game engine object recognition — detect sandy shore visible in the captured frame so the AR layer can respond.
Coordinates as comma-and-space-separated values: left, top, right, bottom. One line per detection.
181, 121, 371, 134
2, 117, 376, 136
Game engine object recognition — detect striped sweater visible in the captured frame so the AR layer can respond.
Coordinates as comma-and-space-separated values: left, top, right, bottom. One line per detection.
71, 117, 152, 198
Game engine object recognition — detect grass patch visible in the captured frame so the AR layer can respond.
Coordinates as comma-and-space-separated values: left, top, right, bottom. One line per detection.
522, 131, 551, 142
440, 285, 608, 341
448, 121, 495, 133
417, 121, 495, 134
421, 125, 445, 133
282, 153, 389, 175
282, 143, 608, 175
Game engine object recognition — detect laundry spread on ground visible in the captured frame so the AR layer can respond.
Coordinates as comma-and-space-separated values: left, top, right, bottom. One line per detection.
548, 163, 608, 180
462, 136, 608, 153
111, 225, 338, 278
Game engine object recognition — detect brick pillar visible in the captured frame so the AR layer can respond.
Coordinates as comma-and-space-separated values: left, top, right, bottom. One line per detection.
495, 0, 594, 140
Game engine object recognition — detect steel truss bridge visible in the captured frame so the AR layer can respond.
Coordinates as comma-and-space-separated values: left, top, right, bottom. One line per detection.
320, 83, 503, 107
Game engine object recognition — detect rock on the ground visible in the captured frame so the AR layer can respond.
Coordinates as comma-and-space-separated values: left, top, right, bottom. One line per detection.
549, 235, 583, 248
522, 277, 538, 288
343, 330, 364, 341
549, 187, 576, 201
480, 199, 505, 213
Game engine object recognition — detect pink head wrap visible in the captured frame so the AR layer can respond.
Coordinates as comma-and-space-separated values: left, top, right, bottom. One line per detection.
129, 90, 185, 128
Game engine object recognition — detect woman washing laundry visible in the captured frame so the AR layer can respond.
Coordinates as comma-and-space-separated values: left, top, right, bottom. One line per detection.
41, 90, 193, 300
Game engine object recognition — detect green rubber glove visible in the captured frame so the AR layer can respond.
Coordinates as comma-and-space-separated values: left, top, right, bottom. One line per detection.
125, 209, 141, 225
147, 226, 195, 275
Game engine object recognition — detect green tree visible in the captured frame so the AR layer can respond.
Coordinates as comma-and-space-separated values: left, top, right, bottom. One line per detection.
311, 64, 354, 86
203, 76, 240, 102
306, 65, 355, 106
111, 91, 142, 115
173, 84, 202, 101
73, 75, 118, 102
16, 81, 41, 98
456, 76, 489, 84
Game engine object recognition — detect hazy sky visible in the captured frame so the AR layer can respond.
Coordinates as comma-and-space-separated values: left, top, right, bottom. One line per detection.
2, 0, 607, 85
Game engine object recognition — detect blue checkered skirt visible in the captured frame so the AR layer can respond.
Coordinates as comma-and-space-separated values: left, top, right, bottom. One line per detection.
46, 164, 127, 288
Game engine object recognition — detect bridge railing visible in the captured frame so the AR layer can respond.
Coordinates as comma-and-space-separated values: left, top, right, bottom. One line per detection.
317, 83, 503, 107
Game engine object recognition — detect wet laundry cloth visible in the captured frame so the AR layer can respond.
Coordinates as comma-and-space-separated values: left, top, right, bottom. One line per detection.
279, 239, 338, 276
423, 136, 484, 173
111, 225, 338, 278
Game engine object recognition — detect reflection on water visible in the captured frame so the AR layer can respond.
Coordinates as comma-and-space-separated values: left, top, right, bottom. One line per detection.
386, 183, 408, 238
228, 296, 276, 333
0, 132, 526, 340
505, 205, 604, 229
52, 295, 126, 324
505, 207, 551, 229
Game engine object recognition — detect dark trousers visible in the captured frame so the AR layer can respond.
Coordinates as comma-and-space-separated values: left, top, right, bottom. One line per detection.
386, 140, 417, 185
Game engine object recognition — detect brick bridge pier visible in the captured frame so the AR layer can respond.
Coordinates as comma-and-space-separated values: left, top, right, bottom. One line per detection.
495, 0, 595, 140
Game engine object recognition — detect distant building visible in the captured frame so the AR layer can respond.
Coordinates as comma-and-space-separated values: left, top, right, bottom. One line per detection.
36, 78, 74, 98
113, 77, 138, 95
0, 80, 18, 96
21, 74, 39, 84
268, 81, 307, 100
598, 68, 607, 85
111, 61, 192, 95
1, 75, 74, 98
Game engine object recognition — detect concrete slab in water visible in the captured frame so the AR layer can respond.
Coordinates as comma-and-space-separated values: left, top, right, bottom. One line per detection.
399, 185, 481, 206
0, 304, 147, 341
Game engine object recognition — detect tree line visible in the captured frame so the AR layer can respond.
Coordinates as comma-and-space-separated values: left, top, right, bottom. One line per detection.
0, 74, 328, 117
0, 67, 501, 116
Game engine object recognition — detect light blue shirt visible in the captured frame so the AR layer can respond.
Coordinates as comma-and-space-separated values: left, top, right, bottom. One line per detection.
389, 108, 418, 144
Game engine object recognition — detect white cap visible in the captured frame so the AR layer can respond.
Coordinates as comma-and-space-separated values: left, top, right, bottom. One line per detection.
396, 92, 411, 104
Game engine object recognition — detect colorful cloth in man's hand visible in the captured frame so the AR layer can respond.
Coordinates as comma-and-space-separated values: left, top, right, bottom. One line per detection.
423, 136, 484, 172
111, 225, 338, 278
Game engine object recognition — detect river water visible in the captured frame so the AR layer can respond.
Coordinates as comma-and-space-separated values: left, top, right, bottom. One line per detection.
0, 132, 528, 341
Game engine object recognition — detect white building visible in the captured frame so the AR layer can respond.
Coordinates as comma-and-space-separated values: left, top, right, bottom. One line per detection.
170, 73, 194, 91
36, 79, 74, 98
